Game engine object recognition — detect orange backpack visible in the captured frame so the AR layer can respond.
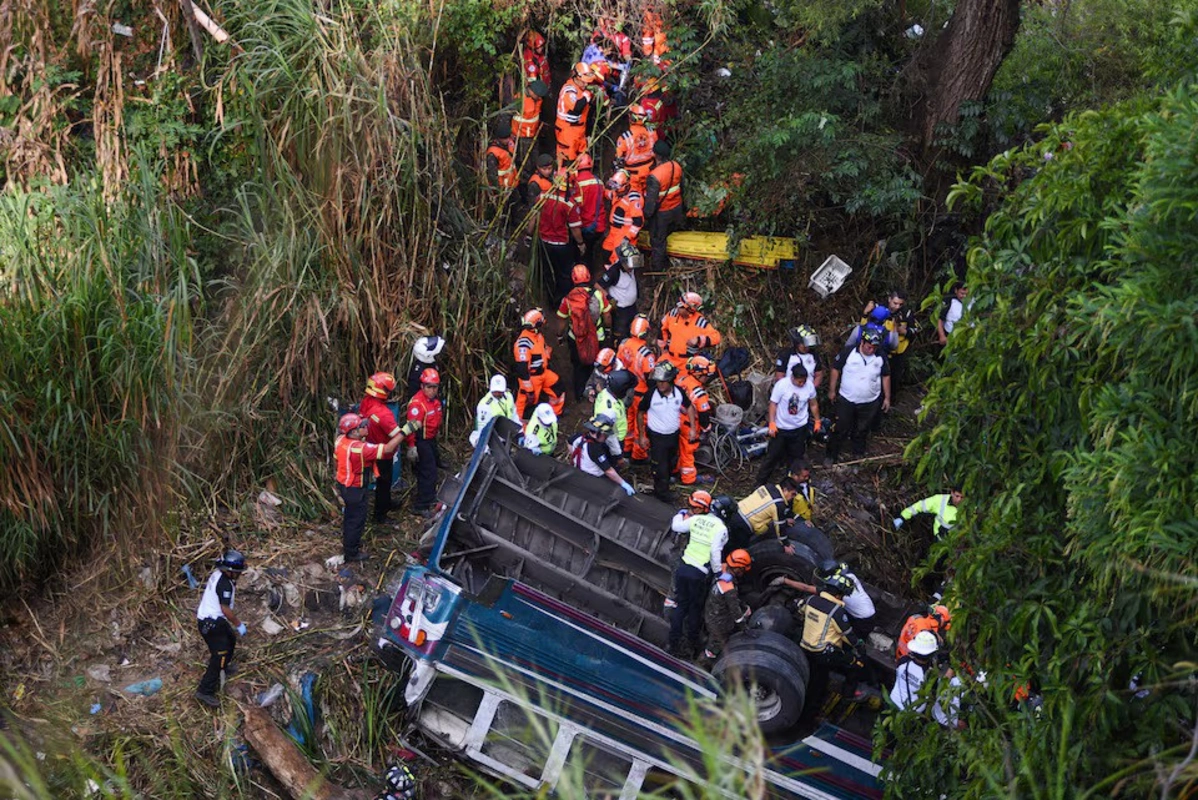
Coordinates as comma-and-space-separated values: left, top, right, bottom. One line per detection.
565, 287, 600, 364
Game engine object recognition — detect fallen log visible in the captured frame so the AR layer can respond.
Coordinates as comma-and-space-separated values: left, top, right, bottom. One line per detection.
241, 705, 373, 800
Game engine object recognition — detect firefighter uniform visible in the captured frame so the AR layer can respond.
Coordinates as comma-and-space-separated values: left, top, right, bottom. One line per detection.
615, 123, 657, 193
555, 77, 592, 164
335, 433, 386, 559
599, 190, 644, 267
675, 372, 712, 485
575, 168, 608, 265
360, 394, 401, 523
485, 139, 518, 189
513, 82, 549, 172
538, 186, 583, 301
659, 307, 722, 371
513, 329, 565, 420
644, 157, 684, 271
617, 334, 656, 461
405, 389, 443, 514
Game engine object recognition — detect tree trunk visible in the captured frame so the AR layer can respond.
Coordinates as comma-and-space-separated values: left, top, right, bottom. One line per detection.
911, 0, 1023, 151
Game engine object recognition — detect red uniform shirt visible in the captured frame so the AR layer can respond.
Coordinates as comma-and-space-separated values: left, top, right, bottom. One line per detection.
359, 395, 401, 445
522, 47, 549, 85
335, 435, 383, 488
575, 170, 607, 232
538, 190, 582, 245
406, 392, 444, 444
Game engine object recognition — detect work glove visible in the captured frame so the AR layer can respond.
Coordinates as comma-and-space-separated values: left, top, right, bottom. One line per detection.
620, 480, 636, 496
236, 622, 248, 637
769, 576, 788, 588
406, 446, 419, 463
893, 517, 904, 529
813, 418, 822, 433
768, 421, 778, 437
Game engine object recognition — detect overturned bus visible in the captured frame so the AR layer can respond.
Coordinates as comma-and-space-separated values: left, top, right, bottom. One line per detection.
377, 419, 888, 798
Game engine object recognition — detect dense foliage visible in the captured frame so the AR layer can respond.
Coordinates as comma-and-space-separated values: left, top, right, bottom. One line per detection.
884, 82, 1198, 797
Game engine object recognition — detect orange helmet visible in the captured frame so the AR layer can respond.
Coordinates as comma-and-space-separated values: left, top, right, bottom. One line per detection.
688, 490, 713, 513
575, 153, 594, 171
725, 549, 752, 571
365, 372, 396, 399
629, 103, 648, 123
522, 308, 545, 329
524, 31, 545, 50
687, 355, 715, 378
629, 314, 651, 338
571, 264, 591, 285
573, 61, 594, 82
606, 169, 630, 194
931, 604, 952, 630
680, 291, 703, 312
420, 368, 440, 386
596, 348, 617, 372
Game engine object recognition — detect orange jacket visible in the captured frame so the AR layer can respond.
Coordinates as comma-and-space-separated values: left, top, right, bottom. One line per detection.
513, 93, 543, 139
618, 336, 657, 394
896, 615, 947, 660
556, 78, 592, 127
660, 308, 721, 361
677, 373, 713, 429
485, 142, 518, 188
645, 160, 683, 215
334, 435, 384, 488
514, 329, 551, 379
602, 191, 644, 251
616, 124, 657, 169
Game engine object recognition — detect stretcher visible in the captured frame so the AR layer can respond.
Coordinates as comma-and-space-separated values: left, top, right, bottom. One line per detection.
636, 229, 800, 270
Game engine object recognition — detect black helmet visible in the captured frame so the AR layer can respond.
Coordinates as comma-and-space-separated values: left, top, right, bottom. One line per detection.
585, 414, 615, 436
651, 362, 678, 383
710, 495, 736, 521
219, 550, 246, 572
788, 324, 820, 348
605, 369, 635, 399
820, 572, 853, 597
862, 327, 884, 346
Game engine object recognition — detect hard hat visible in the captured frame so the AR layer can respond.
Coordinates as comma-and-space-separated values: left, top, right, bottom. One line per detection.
653, 139, 673, 159
688, 490, 713, 513
788, 325, 820, 348
909, 630, 939, 657
816, 558, 843, 580
821, 572, 854, 597
573, 61, 594, 81
650, 362, 678, 383
365, 372, 397, 398
862, 328, 884, 346
571, 264, 591, 285
869, 305, 891, 324
710, 495, 735, 520
687, 355, 715, 378
679, 291, 703, 312
524, 31, 545, 50
489, 374, 507, 393
606, 169, 630, 194
630, 314, 651, 338
575, 153, 594, 171
522, 308, 545, 329
219, 550, 246, 571
585, 414, 615, 435
615, 240, 643, 270
534, 403, 558, 426
385, 764, 417, 792
338, 413, 368, 435
591, 61, 611, 82
629, 103, 648, 122
420, 368, 441, 386
596, 348, 617, 371
413, 335, 445, 364
725, 549, 752, 571
931, 604, 952, 630
605, 369, 635, 398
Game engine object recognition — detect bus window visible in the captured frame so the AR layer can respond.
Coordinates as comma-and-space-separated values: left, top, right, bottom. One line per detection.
640, 766, 702, 798
419, 675, 484, 748
481, 700, 559, 780
562, 737, 633, 798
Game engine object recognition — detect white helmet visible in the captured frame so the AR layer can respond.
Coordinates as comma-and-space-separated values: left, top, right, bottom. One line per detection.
534, 403, 557, 426
489, 374, 507, 393
413, 335, 445, 364
909, 630, 939, 656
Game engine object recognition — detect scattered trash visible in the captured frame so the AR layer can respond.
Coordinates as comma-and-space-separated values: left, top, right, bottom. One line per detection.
13, 684, 25, 702
181, 563, 199, 589
89, 703, 103, 715
339, 583, 366, 610
283, 583, 301, 609
264, 566, 290, 579
716, 67, 732, 77
119, 657, 131, 666
261, 617, 286, 636
324, 554, 346, 569
124, 678, 163, 696
290, 618, 310, 632
268, 587, 284, 613
905, 23, 925, 38
809, 254, 853, 299
112, 22, 133, 37
284, 673, 319, 747
86, 665, 112, 683
258, 683, 285, 708
229, 741, 252, 774
138, 565, 156, 589
256, 489, 284, 529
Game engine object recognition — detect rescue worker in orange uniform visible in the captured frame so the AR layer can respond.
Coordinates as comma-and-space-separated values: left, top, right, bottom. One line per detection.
556, 62, 597, 166
641, 9, 669, 63
526, 153, 554, 208
617, 314, 657, 463
557, 264, 612, 402
597, 170, 644, 268
644, 140, 684, 272
658, 291, 722, 371
896, 604, 952, 659
359, 371, 403, 523
484, 119, 519, 222
334, 412, 413, 561
512, 80, 550, 175
676, 355, 716, 486
406, 368, 444, 518
615, 104, 658, 194
513, 308, 566, 420
521, 31, 549, 86
573, 154, 607, 267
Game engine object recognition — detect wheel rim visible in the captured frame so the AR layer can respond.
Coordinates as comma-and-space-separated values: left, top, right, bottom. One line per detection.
753, 683, 782, 720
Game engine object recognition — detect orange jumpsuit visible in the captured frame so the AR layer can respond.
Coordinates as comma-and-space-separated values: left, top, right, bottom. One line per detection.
617, 335, 656, 461
555, 78, 592, 164
658, 308, 722, 371
675, 373, 713, 484
615, 123, 657, 194
602, 191, 645, 254
485, 141, 518, 189
513, 329, 565, 419
512, 92, 543, 141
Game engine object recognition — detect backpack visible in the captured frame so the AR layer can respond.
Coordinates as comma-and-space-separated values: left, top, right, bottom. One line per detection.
717, 346, 751, 378
565, 287, 601, 364
727, 379, 753, 411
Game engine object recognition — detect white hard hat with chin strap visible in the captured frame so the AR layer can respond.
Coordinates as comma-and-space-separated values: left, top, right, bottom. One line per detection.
414, 335, 445, 364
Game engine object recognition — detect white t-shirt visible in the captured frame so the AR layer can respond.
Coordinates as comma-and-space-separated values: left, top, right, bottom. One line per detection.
834, 346, 888, 404
769, 378, 816, 430
890, 659, 928, 711
841, 571, 876, 620
608, 269, 638, 308
933, 675, 963, 727
943, 297, 964, 334
197, 569, 235, 621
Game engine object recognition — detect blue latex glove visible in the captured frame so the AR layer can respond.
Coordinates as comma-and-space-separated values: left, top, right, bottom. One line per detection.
892, 517, 904, 529
236, 622, 248, 637
620, 481, 636, 496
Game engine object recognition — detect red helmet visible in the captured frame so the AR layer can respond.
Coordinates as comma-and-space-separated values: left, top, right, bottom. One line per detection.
571, 264, 591, 285
575, 153, 594, 171
522, 308, 545, 329
629, 103, 648, 123
687, 355, 715, 378
630, 314, 651, 338
365, 372, 396, 399
606, 169, 630, 194
591, 61, 611, 82
524, 31, 545, 50
420, 368, 441, 386
338, 413, 367, 435
596, 348, 617, 371
725, 549, 752, 571
688, 490, 713, 513
680, 291, 703, 312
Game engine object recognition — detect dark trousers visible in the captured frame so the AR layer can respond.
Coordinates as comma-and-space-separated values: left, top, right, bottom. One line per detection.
197, 618, 235, 696
648, 206, 684, 270
413, 437, 439, 511
827, 395, 881, 459
567, 337, 593, 402
726, 514, 753, 556
648, 429, 679, 499
612, 304, 638, 343
755, 427, 809, 485
582, 227, 603, 270
539, 240, 578, 303
889, 350, 908, 393
668, 564, 708, 653
374, 457, 395, 522
340, 483, 369, 557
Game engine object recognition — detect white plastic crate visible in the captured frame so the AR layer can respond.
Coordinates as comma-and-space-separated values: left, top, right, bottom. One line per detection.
809, 255, 853, 298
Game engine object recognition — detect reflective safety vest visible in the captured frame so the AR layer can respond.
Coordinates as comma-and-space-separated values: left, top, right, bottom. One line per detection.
647, 160, 683, 213
617, 336, 656, 394
513, 93, 543, 139
681, 514, 727, 572
514, 330, 550, 375
603, 191, 644, 251
524, 418, 558, 455
475, 392, 517, 433
792, 482, 816, 523
900, 494, 958, 538
616, 124, 657, 168
556, 79, 591, 126
528, 173, 553, 204
594, 389, 627, 441
486, 143, 518, 188
736, 484, 789, 539
800, 592, 852, 653
660, 308, 721, 362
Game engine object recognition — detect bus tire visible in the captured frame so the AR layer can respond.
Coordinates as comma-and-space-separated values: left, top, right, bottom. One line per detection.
726, 628, 811, 686
713, 649, 806, 735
